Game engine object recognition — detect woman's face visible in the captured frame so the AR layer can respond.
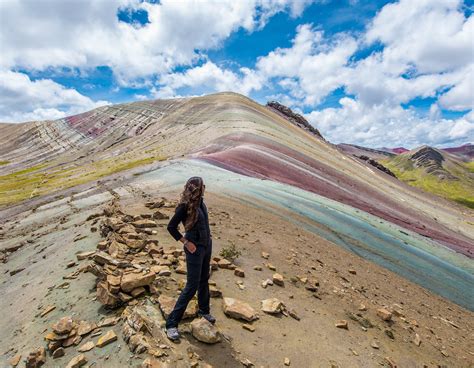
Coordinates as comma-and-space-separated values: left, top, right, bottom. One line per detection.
202, 183, 206, 196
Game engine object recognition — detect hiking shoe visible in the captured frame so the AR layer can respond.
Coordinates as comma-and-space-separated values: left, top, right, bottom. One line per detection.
166, 327, 180, 341
198, 312, 216, 324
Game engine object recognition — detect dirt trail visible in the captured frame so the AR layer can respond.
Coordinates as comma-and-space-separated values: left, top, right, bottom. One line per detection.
0, 187, 473, 368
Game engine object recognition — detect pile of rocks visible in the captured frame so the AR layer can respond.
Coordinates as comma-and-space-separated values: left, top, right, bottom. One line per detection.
86, 201, 182, 309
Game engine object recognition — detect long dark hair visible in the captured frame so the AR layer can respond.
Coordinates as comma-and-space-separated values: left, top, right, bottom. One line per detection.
178, 176, 204, 231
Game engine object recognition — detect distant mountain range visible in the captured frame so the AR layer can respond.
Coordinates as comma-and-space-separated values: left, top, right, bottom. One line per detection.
378, 144, 473, 160
338, 143, 474, 209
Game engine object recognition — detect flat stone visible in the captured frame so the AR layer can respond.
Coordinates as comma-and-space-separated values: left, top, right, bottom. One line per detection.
234, 268, 245, 277
65, 354, 87, 368
98, 316, 120, 327
77, 321, 97, 336
131, 286, 146, 297
76, 251, 95, 261
132, 219, 157, 228
261, 298, 284, 314
77, 341, 95, 352
222, 297, 258, 322
96, 330, 117, 347
52, 316, 74, 335
218, 259, 236, 270
242, 324, 255, 332
93, 251, 119, 266
191, 317, 221, 344
151, 265, 171, 276
121, 271, 155, 292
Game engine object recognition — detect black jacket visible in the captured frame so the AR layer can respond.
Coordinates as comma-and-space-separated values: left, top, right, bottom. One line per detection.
167, 197, 211, 247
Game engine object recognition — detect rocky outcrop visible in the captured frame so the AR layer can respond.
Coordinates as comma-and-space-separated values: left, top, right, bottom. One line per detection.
266, 101, 324, 140
356, 155, 397, 178
410, 146, 457, 180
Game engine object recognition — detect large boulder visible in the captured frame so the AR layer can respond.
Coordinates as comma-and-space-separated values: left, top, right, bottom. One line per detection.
191, 317, 221, 344
120, 271, 155, 293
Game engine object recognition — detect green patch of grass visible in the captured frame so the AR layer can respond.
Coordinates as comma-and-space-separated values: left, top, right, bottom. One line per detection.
382, 157, 474, 209
0, 154, 166, 207
0, 160, 10, 166
462, 161, 474, 173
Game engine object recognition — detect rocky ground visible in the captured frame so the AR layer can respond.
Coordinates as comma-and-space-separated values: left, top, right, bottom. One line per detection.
1, 187, 473, 368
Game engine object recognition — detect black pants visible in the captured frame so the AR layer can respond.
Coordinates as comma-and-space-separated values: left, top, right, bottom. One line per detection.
166, 238, 212, 329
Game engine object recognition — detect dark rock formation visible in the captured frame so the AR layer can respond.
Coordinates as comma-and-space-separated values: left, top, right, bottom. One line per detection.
266, 101, 324, 140
356, 155, 397, 178
410, 146, 457, 180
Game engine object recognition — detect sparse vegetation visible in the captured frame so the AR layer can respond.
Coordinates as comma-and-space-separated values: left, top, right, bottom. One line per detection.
381, 156, 474, 209
0, 154, 166, 207
0, 160, 10, 166
219, 241, 242, 262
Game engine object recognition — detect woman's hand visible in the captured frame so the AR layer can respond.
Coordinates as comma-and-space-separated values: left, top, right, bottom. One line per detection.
185, 240, 197, 253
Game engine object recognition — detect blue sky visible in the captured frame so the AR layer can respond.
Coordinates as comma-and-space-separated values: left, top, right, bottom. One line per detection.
0, 0, 472, 148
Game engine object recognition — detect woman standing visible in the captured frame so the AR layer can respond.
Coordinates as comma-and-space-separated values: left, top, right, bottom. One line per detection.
165, 176, 215, 341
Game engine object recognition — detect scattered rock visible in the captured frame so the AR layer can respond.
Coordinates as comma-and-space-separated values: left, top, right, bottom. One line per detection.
218, 259, 236, 270
191, 317, 221, 344
76, 251, 95, 260
65, 354, 87, 368
261, 251, 270, 259
96, 330, 117, 347
272, 273, 284, 286
234, 267, 245, 277
377, 308, 392, 321
414, 333, 421, 346
77, 341, 95, 352
261, 298, 284, 314
335, 320, 348, 329
209, 285, 222, 298
371, 341, 380, 349
132, 219, 157, 228
77, 321, 97, 336
222, 297, 258, 322
284, 357, 291, 366
242, 324, 255, 332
